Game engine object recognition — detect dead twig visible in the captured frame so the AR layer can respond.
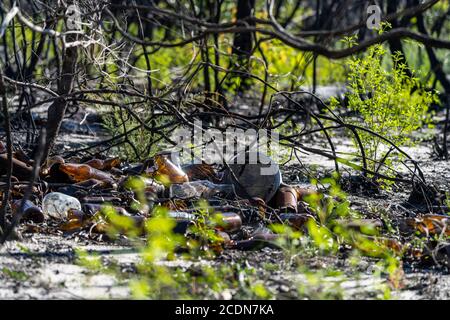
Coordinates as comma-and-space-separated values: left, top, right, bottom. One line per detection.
0, 68, 12, 234
0, 129, 46, 244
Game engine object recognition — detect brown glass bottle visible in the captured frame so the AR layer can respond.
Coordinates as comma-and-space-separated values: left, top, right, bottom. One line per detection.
400, 214, 450, 237
60, 209, 88, 232
41, 156, 65, 176
60, 163, 114, 183
91, 214, 146, 236
153, 154, 188, 184
274, 186, 298, 213
212, 212, 242, 233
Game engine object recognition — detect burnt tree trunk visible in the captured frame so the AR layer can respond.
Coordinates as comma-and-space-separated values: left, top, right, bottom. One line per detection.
232, 0, 255, 58
386, 1, 412, 77
0, 68, 12, 232
230, 0, 255, 92
415, 3, 450, 159
35, 21, 78, 164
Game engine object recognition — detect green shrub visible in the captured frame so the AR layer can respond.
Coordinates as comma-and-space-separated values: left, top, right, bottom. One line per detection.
331, 32, 438, 182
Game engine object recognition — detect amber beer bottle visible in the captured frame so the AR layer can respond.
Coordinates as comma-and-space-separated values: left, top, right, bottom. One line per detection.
212, 212, 242, 233
153, 154, 188, 184
274, 186, 298, 213
59, 163, 114, 183
88, 213, 146, 236
60, 209, 88, 232
40, 155, 65, 176
400, 214, 450, 237
293, 186, 319, 200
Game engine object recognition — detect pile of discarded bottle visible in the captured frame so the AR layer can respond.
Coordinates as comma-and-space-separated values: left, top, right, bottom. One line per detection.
1, 144, 449, 254
1, 146, 324, 249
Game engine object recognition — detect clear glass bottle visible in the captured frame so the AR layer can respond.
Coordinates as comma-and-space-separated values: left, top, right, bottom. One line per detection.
168, 180, 235, 199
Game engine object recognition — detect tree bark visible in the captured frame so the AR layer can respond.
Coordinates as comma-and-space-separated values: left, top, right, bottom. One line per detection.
229, 0, 256, 92
35, 18, 78, 164
232, 0, 256, 59
415, 5, 450, 159
386, 1, 413, 77
0, 68, 12, 232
